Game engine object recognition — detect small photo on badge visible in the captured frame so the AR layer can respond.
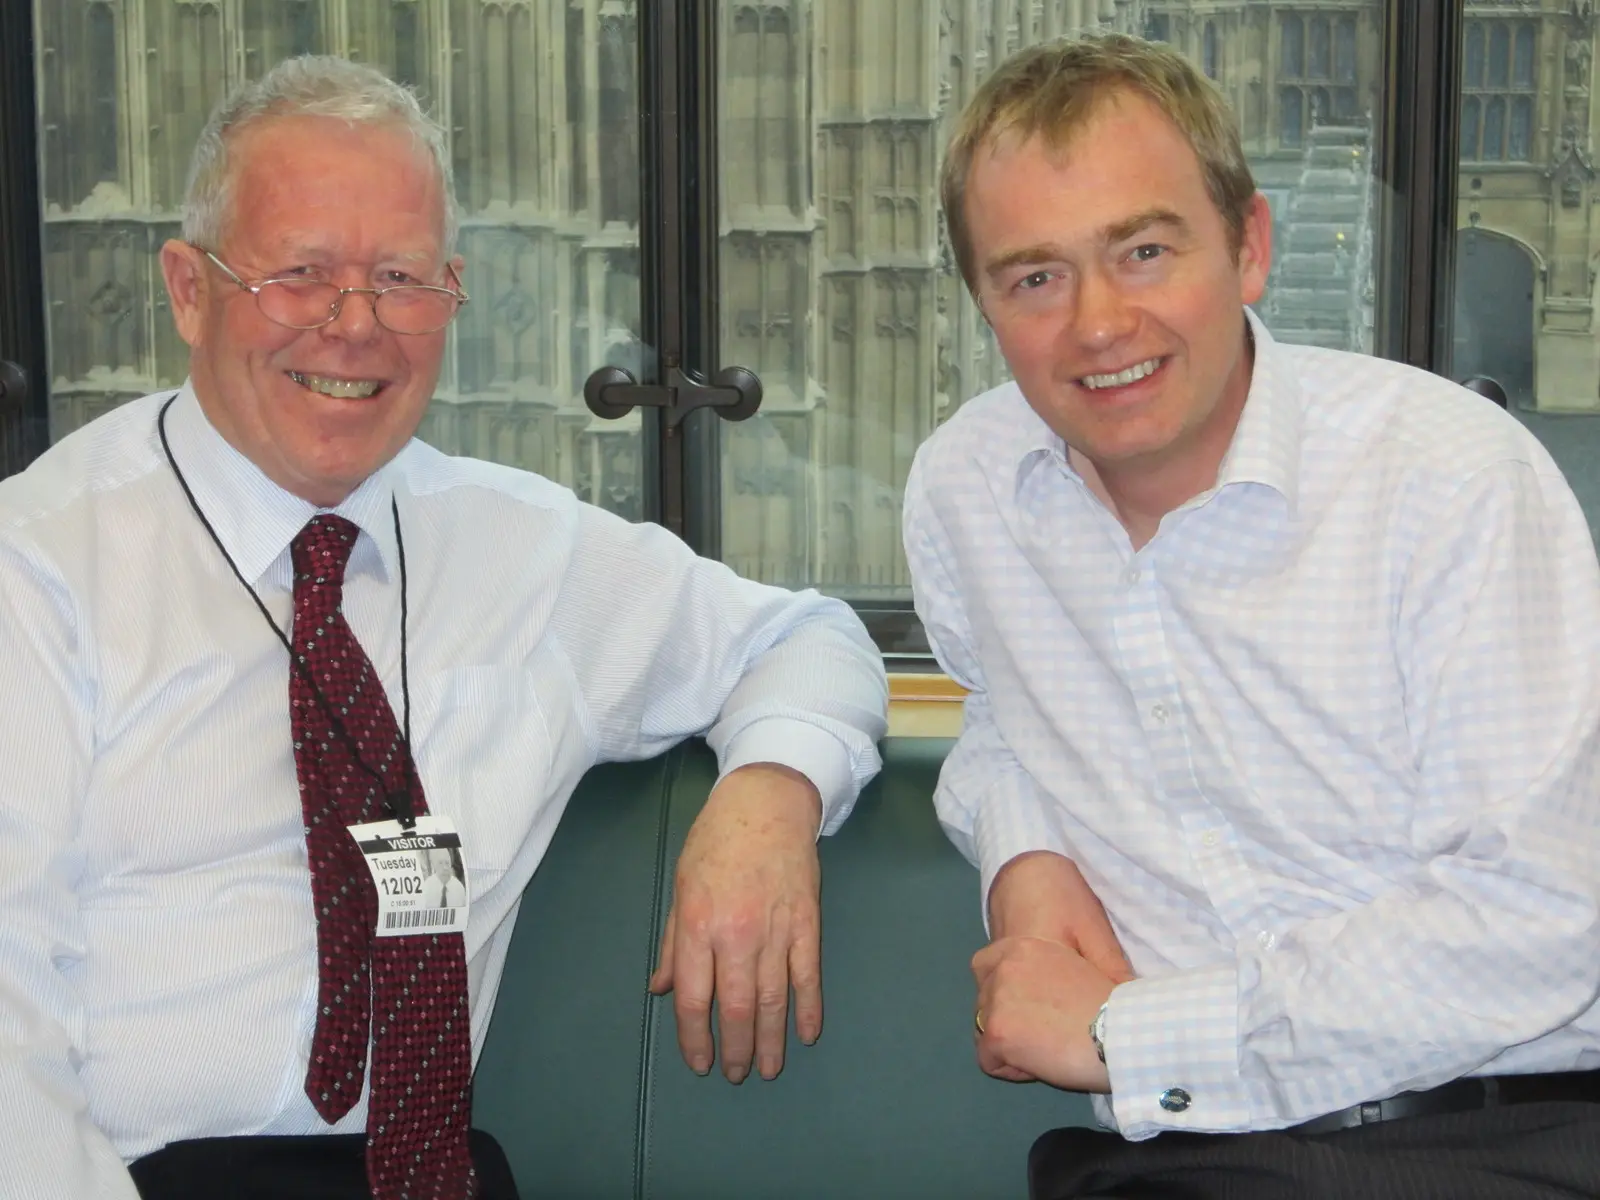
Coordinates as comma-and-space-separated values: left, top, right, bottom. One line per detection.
420, 845, 467, 910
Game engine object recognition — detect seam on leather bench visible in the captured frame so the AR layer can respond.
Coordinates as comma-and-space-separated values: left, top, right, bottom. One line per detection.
632, 742, 683, 1200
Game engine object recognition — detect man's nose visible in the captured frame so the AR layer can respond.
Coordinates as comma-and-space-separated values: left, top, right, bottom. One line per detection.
323, 288, 382, 341
1072, 268, 1138, 348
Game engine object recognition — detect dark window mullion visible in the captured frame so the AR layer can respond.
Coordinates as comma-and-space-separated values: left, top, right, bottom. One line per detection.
1375, 0, 1463, 373
679, 0, 724, 561
636, 0, 721, 554
0, 1, 49, 473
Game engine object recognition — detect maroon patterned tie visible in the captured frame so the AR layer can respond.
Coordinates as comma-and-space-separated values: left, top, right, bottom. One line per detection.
289, 515, 476, 1199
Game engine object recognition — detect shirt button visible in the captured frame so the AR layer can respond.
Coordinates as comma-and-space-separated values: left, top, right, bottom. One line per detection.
1257, 930, 1277, 951
1159, 1087, 1192, 1113
1201, 830, 1219, 848
1150, 702, 1169, 724
1125, 566, 1141, 585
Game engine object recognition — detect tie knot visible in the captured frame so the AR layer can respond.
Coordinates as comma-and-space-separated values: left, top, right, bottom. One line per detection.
291, 515, 360, 605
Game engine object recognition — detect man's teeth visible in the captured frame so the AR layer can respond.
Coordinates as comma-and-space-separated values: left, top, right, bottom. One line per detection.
1081, 358, 1162, 390
289, 371, 382, 399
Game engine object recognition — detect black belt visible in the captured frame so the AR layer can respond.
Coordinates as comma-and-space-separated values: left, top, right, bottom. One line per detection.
1291, 1070, 1600, 1136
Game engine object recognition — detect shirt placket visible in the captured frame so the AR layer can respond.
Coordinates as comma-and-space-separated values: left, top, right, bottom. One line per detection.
1113, 552, 1260, 946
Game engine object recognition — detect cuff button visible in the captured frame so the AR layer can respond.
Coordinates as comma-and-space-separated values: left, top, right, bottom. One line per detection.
1158, 1087, 1192, 1113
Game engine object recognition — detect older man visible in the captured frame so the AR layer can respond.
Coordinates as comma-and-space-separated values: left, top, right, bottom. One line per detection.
0, 56, 885, 1200
907, 34, 1600, 1200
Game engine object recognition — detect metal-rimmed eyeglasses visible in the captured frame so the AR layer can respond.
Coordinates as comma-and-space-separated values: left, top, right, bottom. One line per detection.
194, 245, 470, 335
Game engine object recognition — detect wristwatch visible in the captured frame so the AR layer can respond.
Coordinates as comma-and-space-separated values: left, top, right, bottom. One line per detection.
1089, 1001, 1109, 1064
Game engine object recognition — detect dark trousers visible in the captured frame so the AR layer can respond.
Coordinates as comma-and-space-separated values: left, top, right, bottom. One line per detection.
129, 1130, 520, 1200
1029, 1102, 1600, 1200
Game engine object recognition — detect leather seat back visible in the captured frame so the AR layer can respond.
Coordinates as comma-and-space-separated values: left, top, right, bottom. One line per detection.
474, 738, 1092, 1198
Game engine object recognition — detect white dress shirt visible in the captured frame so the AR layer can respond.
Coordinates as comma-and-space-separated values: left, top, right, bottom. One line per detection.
0, 384, 887, 1199
904, 314, 1600, 1140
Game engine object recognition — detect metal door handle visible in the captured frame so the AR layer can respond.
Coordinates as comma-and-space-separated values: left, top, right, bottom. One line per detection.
583, 364, 762, 426
0, 360, 26, 412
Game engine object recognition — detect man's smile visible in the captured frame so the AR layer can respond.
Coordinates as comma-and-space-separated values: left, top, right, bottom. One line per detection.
287, 370, 386, 399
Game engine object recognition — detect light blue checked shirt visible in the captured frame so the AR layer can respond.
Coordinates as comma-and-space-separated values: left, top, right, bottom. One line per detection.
0, 384, 886, 1198
905, 314, 1600, 1140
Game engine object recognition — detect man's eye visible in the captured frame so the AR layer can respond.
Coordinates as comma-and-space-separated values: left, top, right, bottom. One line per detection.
382, 270, 422, 286
1017, 270, 1054, 291
1128, 244, 1165, 263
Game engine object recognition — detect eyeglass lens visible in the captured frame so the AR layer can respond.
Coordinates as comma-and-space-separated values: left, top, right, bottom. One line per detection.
256, 279, 461, 335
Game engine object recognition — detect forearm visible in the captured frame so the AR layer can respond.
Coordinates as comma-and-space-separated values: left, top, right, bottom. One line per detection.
1107, 864, 1600, 1138
934, 709, 1074, 929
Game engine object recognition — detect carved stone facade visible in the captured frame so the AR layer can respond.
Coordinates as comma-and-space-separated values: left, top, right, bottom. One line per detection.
37, 0, 1583, 593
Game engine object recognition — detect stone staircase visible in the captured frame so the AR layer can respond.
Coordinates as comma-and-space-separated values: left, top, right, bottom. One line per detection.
1262, 122, 1377, 354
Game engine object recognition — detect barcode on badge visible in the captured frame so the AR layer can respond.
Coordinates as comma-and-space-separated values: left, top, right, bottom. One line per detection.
384, 908, 459, 931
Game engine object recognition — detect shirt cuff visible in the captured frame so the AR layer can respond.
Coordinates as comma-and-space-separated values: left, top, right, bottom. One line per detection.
718, 718, 857, 837
1105, 966, 1253, 1139
972, 780, 1071, 935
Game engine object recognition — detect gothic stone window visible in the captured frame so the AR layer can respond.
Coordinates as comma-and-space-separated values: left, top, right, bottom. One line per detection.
1143, 11, 1171, 43
1280, 12, 1360, 149
1461, 21, 1537, 162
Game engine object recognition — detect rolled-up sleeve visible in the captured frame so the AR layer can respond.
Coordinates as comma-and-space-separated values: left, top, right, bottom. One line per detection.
552, 502, 886, 828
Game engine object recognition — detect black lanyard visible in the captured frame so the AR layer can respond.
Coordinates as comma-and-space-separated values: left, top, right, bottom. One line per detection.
157, 392, 418, 828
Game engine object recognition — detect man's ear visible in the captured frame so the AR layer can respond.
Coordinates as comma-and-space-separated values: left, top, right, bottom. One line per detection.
1236, 191, 1273, 307
972, 289, 991, 327
160, 239, 209, 348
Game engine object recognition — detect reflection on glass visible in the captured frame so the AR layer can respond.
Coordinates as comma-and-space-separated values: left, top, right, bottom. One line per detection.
1284, 16, 1304, 77
1462, 97, 1482, 160
1489, 25, 1511, 87
1282, 88, 1305, 150
31, 0, 644, 521
1509, 97, 1532, 161
1336, 19, 1357, 83
1309, 18, 1331, 79
1515, 26, 1536, 87
718, 2, 1389, 602
1485, 98, 1506, 161
1453, 12, 1600, 548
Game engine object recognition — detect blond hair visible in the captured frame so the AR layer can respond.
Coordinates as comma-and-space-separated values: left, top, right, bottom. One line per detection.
941, 34, 1256, 291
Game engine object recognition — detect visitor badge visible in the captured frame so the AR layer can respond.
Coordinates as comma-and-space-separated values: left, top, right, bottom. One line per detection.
348, 815, 470, 939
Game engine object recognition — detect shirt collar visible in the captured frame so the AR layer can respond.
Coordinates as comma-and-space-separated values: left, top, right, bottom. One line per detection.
1213, 309, 1302, 517
158, 380, 402, 587
1010, 403, 1069, 495
1010, 307, 1303, 518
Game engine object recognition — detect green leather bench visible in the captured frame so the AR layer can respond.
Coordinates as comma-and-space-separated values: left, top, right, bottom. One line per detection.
474, 738, 1094, 1198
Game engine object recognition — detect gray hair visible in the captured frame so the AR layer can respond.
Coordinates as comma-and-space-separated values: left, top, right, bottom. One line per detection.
180, 55, 459, 252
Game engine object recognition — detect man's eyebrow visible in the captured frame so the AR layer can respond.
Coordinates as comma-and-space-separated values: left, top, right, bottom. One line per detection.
983, 243, 1068, 280
1102, 207, 1189, 245
981, 209, 1192, 281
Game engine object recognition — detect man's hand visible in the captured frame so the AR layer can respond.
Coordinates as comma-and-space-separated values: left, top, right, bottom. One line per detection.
973, 936, 1116, 1092
988, 851, 1134, 986
648, 762, 823, 1084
